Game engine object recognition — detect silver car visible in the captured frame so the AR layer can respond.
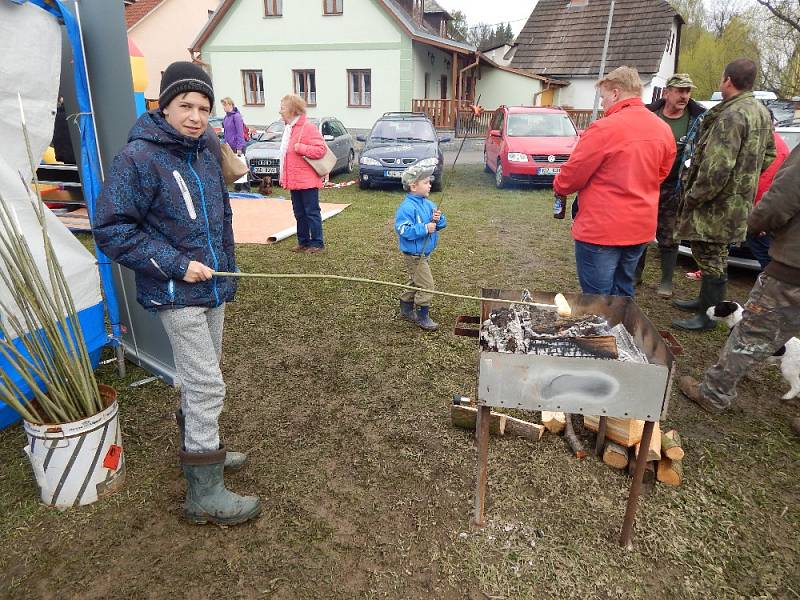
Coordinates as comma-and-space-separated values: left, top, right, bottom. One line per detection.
245, 117, 355, 180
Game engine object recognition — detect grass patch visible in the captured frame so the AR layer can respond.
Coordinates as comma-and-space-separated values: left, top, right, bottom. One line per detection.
0, 165, 798, 599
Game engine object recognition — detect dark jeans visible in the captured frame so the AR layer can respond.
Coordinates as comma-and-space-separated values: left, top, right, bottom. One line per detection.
745, 233, 772, 270
574, 241, 647, 297
290, 188, 324, 248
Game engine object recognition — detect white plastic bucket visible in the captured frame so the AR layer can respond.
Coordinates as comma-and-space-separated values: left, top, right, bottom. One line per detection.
22, 385, 125, 508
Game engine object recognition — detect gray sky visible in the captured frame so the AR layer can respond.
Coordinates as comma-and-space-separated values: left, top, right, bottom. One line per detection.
434, 0, 537, 35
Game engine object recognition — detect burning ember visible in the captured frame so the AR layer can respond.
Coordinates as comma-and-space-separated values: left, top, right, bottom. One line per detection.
480, 291, 648, 363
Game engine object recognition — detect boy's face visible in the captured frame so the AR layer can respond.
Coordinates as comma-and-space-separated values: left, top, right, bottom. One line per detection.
409, 177, 432, 197
163, 92, 211, 138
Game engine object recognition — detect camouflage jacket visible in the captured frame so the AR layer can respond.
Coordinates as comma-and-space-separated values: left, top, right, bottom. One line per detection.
675, 91, 776, 243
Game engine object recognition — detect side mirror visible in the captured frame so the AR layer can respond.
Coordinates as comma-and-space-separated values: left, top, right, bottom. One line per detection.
356, 135, 367, 142
323, 134, 335, 141
438, 136, 452, 143
489, 129, 501, 137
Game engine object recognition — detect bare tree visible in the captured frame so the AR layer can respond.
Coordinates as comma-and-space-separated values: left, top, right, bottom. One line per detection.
708, 0, 748, 37
755, 0, 800, 33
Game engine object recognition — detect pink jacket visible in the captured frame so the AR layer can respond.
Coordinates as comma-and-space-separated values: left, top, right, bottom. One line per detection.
280, 115, 327, 190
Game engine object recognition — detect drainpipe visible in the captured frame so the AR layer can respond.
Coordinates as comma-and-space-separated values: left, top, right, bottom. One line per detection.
591, 0, 615, 122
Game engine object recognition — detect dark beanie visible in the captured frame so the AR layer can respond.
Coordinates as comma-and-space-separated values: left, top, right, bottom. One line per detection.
158, 61, 214, 110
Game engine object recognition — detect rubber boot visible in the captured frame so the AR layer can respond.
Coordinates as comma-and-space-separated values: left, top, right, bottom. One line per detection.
634, 251, 646, 286
180, 447, 262, 526
672, 276, 726, 331
657, 248, 678, 297
399, 300, 416, 322
176, 409, 247, 471
415, 305, 439, 331
672, 294, 700, 311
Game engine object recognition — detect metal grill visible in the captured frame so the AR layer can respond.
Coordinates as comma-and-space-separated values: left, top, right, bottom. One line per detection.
531, 154, 570, 163
380, 158, 417, 166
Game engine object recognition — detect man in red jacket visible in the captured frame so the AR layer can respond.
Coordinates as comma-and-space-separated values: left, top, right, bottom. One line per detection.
554, 66, 676, 296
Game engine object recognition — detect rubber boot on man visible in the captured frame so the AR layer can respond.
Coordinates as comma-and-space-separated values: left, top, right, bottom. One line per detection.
672, 275, 726, 331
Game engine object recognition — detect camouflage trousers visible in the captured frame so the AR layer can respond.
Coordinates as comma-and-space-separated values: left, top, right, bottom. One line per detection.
689, 241, 728, 279
701, 273, 800, 408
656, 185, 680, 250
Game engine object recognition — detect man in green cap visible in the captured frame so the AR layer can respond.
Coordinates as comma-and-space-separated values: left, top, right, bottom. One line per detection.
639, 73, 706, 297
672, 58, 777, 331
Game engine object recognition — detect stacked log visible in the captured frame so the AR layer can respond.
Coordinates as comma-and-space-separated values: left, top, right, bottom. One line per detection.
656, 430, 684, 486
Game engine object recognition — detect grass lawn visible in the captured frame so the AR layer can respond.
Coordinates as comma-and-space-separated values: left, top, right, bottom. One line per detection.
0, 165, 798, 599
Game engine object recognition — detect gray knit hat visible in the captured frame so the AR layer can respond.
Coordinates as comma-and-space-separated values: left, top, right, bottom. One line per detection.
401, 163, 436, 191
158, 61, 214, 110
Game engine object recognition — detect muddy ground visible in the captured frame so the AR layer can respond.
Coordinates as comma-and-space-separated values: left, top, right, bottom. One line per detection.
1, 166, 798, 599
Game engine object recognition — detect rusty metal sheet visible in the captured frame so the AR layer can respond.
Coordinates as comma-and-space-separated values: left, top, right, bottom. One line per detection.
477, 353, 669, 420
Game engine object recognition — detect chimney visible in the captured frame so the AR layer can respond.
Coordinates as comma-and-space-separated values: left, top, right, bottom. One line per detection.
413, 0, 423, 25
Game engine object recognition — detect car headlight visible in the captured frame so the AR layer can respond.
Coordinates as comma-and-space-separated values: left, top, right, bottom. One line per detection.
416, 157, 439, 167
507, 152, 528, 163
360, 156, 381, 166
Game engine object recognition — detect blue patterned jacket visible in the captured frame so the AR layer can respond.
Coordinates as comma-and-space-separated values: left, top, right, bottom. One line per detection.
94, 111, 237, 310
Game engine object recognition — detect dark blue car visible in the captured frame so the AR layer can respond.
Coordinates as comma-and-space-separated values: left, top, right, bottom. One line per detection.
357, 112, 450, 191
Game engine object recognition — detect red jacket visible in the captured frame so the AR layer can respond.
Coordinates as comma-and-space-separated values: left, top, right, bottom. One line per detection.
280, 114, 327, 190
554, 97, 676, 246
755, 132, 790, 205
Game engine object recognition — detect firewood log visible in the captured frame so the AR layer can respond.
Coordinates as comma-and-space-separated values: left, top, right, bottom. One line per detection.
584, 415, 644, 447
660, 429, 684, 461
450, 405, 505, 435
634, 422, 661, 462
627, 451, 656, 483
657, 457, 683, 486
540, 411, 566, 434
504, 415, 545, 441
602, 441, 629, 470
563, 413, 587, 459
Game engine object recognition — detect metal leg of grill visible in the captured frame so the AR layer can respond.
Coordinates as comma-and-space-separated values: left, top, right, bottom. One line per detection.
595, 415, 607, 457
619, 419, 655, 547
472, 405, 491, 529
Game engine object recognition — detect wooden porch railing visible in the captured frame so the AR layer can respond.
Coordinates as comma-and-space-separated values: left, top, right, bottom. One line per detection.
412, 99, 461, 128
565, 109, 603, 131
455, 108, 493, 138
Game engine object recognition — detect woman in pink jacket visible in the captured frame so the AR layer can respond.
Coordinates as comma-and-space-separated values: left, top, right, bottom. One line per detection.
278, 94, 328, 253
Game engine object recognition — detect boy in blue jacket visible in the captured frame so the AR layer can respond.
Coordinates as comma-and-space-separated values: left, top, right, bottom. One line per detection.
394, 163, 447, 331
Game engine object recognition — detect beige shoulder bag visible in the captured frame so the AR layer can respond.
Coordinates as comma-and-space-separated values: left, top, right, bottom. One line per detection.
296, 123, 337, 177
220, 142, 249, 185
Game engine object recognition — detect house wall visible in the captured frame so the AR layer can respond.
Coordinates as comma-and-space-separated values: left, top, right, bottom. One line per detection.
556, 78, 598, 109
411, 41, 455, 99
202, 0, 406, 129
477, 68, 542, 109
128, 0, 219, 100
643, 20, 681, 103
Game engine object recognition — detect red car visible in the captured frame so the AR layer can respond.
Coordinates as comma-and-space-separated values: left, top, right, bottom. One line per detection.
484, 106, 579, 188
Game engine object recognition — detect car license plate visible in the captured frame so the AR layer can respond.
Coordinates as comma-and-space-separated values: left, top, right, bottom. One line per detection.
385, 169, 405, 178
254, 167, 278, 174
537, 167, 560, 175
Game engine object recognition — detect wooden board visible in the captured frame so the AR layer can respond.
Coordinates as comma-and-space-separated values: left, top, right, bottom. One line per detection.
584, 415, 644, 447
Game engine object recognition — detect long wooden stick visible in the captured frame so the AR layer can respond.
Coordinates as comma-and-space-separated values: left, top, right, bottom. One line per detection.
213, 271, 562, 311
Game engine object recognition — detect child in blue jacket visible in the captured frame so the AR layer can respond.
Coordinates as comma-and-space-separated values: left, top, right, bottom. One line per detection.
394, 163, 447, 331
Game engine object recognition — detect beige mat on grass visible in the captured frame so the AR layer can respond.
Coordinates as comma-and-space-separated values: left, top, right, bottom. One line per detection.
231, 197, 350, 244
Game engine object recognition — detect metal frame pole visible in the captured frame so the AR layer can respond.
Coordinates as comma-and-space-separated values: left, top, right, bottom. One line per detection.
590, 0, 616, 122
620, 419, 655, 547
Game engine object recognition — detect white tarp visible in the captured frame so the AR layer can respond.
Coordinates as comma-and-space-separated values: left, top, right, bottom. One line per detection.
0, 1, 102, 334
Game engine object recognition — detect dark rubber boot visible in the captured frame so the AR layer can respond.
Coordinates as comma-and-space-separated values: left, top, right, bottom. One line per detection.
634, 250, 646, 286
672, 276, 726, 331
399, 300, 416, 322
672, 295, 700, 311
415, 306, 439, 331
176, 409, 246, 471
180, 448, 261, 526
657, 248, 678, 297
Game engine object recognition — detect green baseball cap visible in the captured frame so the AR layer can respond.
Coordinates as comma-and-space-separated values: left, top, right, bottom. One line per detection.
401, 163, 436, 191
666, 73, 696, 89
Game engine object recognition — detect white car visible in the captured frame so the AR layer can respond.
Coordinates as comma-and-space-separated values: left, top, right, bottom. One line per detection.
777, 125, 800, 152
244, 117, 355, 180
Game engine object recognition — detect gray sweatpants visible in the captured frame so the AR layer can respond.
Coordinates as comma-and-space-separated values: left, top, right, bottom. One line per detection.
159, 305, 226, 453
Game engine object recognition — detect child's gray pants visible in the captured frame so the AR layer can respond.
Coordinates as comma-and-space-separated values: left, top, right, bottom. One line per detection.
158, 305, 226, 453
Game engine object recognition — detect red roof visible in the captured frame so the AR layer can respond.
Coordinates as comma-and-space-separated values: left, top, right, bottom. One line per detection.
125, 0, 164, 29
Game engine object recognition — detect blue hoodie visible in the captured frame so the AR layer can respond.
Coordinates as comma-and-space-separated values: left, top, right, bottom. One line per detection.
94, 110, 237, 310
394, 193, 447, 256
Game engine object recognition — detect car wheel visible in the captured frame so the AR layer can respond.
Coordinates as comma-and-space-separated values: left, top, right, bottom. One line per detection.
359, 178, 370, 190
495, 161, 507, 189
346, 150, 355, 173
431, 176, 442, 193
484, 150, 492, 173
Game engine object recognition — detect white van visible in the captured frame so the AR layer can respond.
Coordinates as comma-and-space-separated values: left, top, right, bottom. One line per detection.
709, 90, 778, 101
